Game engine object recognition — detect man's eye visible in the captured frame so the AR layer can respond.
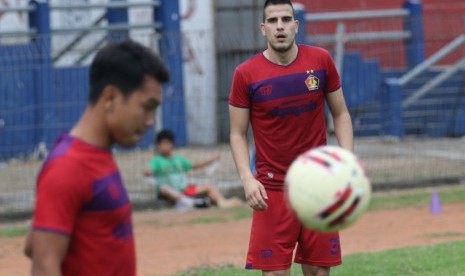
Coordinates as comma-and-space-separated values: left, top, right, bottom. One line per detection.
144, 103, 158, 112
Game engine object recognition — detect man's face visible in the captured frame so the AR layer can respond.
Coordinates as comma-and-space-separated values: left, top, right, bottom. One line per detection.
260, 4, 298, 53
106, 76, 163, 147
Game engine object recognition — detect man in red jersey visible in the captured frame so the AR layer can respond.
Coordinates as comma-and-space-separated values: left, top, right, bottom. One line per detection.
229, 0, 353, 275
23, 40, 169, 276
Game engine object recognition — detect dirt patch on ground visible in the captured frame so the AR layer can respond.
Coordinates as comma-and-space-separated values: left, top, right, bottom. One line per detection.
1, 203, 465, 276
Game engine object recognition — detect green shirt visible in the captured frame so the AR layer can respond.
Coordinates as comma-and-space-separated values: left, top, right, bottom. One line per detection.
148, 155, 192, 192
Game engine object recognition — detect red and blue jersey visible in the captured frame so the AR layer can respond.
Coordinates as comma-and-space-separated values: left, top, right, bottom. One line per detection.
229, 45, 341, 190
32, 133, 135, 276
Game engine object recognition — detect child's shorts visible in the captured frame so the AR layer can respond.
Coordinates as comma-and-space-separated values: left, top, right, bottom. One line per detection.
183, 184, 198, 197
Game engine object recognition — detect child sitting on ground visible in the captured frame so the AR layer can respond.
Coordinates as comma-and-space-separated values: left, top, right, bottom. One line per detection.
144, 129, 242, 210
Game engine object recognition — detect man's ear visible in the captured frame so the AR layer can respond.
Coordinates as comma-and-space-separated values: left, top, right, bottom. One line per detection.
295, 19, 300, 34
260, 23, 266, 36
100, 85, 120, 112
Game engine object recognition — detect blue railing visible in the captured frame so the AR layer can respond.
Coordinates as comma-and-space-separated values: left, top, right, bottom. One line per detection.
384, 34, 465, 138
0, 0, 186, 160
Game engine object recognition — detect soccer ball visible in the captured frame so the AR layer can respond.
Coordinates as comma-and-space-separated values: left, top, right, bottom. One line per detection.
285, 145, 371, 233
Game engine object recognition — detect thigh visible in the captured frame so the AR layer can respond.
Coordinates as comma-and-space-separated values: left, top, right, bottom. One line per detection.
295, 228, 342, 267
159, 185, 182, 197
192, 184, 213, 195
245, 189, 301, 271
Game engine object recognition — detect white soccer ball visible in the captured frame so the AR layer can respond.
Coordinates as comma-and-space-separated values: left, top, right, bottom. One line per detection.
285, 145, 371, 233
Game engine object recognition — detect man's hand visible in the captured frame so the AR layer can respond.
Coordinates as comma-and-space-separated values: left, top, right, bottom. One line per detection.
24, 229, 33, 258
243, 176, 268, 211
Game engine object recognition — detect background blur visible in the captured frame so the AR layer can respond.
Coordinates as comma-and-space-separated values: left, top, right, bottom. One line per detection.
1, 0, 464, 218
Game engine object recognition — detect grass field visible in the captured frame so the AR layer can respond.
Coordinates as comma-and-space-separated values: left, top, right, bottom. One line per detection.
368, 187, 465, 211
0, 226, 28, 238
176, 187, 465, 275
177, 241, 465, 275
1, 187, 464, 275
183, 187, 465, 227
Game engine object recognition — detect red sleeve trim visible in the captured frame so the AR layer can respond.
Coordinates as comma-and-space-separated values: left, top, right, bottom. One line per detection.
229, 102, 250, 109
326, 85, 342, 94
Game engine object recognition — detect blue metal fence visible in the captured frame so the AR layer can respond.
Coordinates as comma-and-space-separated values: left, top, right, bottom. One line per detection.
0, 44, 36, 158
0, 0, 186, 160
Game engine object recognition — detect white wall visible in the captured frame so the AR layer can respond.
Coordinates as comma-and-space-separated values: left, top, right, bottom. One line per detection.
180, 0, 217, 145
0, 0, 29, 44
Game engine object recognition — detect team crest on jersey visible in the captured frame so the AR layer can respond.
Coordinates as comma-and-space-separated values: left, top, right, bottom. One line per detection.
259, 85, 273, 96
305, 74, 320, 92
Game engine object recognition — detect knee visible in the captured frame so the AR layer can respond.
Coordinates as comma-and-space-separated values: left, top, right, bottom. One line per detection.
302, 265, 330, 276
200, 184, 214, 192
159, 186, 170, 194
262, 270, 290, 276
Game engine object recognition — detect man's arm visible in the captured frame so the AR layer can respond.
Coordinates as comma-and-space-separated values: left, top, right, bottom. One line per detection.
30, 230, 70, 276
27, 158, 84, 276
24, 229, 33, 258
229, 105, 268, 210
326, 88, 354, 152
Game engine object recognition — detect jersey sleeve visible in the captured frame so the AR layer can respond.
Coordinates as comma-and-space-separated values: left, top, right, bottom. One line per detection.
324, 52, 342, 93
33, 158, 89, 235
229, 67, 250, 108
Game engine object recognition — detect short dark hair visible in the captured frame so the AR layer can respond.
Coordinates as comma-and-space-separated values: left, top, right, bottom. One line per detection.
156, 129, 175, 144
89, 39, 170, 104
263, 0, 295, 22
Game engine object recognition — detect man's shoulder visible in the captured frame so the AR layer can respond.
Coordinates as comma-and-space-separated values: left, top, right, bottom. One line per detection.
37, 155, 88, 193
299, 44, 331, 57
46, 133, 111, 166
42, 152, 83, 174
236, 52, 264, 72
41, 138, 114, 181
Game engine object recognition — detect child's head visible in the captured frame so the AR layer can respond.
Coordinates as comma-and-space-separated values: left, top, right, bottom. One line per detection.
156, 129, 175, 157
